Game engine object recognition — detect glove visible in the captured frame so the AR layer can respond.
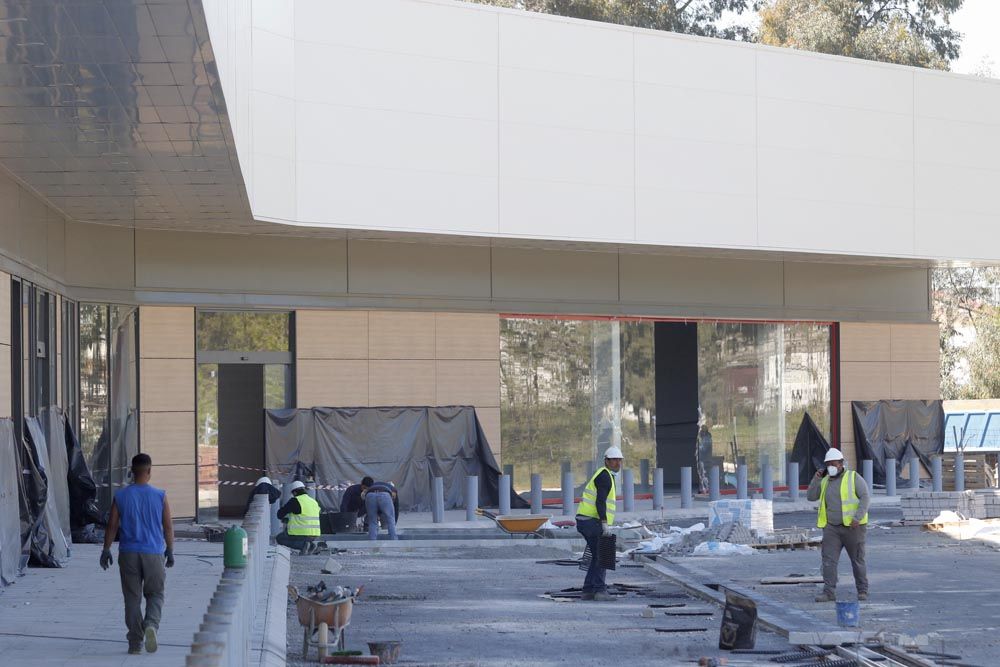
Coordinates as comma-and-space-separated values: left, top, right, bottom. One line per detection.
165, 548, 175, 568
601, 523, 612, 537
100, 548, 113, 571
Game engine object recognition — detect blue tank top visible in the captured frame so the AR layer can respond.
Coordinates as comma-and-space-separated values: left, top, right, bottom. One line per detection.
114, 484, 166, 554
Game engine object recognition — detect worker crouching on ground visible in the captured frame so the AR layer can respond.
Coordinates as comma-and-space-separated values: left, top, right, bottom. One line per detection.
277, 481, 322, 554
362, 477, 399, 540
575, 446, 623, 602
100, 453, 175, 655
807, 448, 870, 602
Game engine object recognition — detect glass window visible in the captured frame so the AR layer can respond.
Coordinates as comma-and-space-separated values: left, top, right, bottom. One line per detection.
61, 299, 80, 428
197, 311, 290, 352
197, 364, 219, 522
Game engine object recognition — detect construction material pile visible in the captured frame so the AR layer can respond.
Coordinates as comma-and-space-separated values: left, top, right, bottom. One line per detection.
630, 522, 814, 556
301, 580, 352, 604
709, 499, 774, 534
902, 489, 1000, 523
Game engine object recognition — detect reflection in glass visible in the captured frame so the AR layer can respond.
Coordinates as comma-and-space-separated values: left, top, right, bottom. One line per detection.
197, 364, 219, 523
197, 311, 290, 352
80, 304, 110, 508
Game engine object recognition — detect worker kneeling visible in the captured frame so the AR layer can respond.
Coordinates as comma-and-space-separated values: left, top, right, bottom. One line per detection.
277, 481, 322, 554
575, 446, 623, 602
807, 449, 870, 602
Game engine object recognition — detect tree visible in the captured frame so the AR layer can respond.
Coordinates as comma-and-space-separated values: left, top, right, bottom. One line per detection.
471, 0, 763, 40
758, 0, 964, 70
962, 308, 1000, 400
932, 267, 1000, 399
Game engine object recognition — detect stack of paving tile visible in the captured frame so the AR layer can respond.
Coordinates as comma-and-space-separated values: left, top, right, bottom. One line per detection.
901, 491, 981, 522
974, 489, 1000, 519
708, 499, 774, 535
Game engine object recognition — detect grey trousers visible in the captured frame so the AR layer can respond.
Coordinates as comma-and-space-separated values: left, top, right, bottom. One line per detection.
118, 552, 166, 645
821, 524, 868, 595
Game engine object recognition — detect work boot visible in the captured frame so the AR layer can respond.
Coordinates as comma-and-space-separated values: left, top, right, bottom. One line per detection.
814, 590, 836, 603
128, 643, 141, 655
579, 592, 595, 601
144, 626, 158, 653
857, 591, 869, 601
592, 591, 616, 602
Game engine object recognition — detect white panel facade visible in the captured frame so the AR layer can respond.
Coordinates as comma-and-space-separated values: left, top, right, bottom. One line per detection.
203, 0, 1000, 263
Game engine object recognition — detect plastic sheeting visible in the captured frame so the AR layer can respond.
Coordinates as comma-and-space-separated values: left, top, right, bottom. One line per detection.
25, 417, 70, 567
852, 400, 945, 486
0, 419, 21, 585
41, 409, 71, 546
64, 412, 102, 533
790, 412, 831, 481
265, 406, 526, 511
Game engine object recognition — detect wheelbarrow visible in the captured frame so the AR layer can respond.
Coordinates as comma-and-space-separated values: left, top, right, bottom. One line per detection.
288, 584, 363, 662
476, 509, 551, 538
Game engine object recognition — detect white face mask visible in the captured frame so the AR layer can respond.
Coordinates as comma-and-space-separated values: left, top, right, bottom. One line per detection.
827, 465, 840, 477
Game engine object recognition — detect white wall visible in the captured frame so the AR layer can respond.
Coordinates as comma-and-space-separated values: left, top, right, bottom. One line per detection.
202, 0, 1000, 263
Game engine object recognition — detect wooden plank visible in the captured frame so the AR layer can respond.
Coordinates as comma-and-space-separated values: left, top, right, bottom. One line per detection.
760, 576, 824, 585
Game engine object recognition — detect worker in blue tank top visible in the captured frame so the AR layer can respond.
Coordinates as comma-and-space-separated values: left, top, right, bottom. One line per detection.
101, 454, 175, 655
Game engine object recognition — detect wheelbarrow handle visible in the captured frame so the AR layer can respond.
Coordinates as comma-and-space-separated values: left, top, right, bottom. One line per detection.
476, 508, 497, 520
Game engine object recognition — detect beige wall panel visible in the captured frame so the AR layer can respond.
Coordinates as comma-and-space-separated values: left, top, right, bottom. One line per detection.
840, 402, 854, 445
141, 412, 194, 467
296, 310, 369, 359
65, 221, 135, 289
839, 323, 890, 362
890, 323, 940, 362
349, 240, 491, 298
154, 464, 196, 518
890, 362, 941, 400
492, 247, 619, 302
140, 307, 195, 359
370, 360, 435, 406
46, 215, 65, 280
136, 230, 347, 293
840, 362, 891, 402
620, 254, 784, 306
140, 359, 194, 412
436, 360, 500, 407
369, 312, 435, 360
785, 263, 929, 314
0, 344, 9, 418
435, 313, 499, 360
297, 359, 369, 408
476, 406, 501, 457
0, 273, 9, 346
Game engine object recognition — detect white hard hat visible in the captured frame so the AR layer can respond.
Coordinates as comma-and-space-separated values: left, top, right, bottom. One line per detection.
289, 480, 306, 492
604, 446, 624, 460
255, 476, 272, 486
824, 449, 845, 463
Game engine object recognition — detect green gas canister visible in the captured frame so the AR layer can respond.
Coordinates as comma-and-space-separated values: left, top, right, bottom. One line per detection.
223, 525, 248, 568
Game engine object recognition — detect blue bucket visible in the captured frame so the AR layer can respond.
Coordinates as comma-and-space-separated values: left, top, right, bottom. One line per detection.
836, 600, 860, 627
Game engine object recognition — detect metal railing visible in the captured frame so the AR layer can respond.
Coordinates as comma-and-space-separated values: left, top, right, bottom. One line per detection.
185, 495, 270, 667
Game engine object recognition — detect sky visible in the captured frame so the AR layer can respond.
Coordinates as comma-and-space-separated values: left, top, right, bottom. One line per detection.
951, 2, 1000, 77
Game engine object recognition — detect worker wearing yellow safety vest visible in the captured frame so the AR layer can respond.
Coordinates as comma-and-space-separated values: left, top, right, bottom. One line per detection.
575, 446, 623, 602
807, 448, 870, 603
276, 480, 322, 554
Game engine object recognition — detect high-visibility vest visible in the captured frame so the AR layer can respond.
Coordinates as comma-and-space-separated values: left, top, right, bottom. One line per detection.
577, 467, 616, 524
287, 494, 321, 536
817, 470, 868, 528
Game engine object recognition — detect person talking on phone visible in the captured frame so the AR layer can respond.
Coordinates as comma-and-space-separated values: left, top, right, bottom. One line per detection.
807, 448, 870, 603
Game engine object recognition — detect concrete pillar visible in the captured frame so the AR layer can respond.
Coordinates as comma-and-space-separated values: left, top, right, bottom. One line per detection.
530, 473, 542, 515
499, 474, 511, 516
652, 468, 664, 509
680, 466, 693, 509
432, 477, 444, 524
623, 469, 635, 512
503, 464, 514, 485
465, 476, 478, 522
710, 466, 721, 501
561, 471, 574, 516
737, 464, 748, 499
585, 459, 596, 482
762, 463, 773, 501
955, 452, 965, 492
787, 462, 799, 501
932, 456, 943, 493
561, 460, 571, 476
909, 458, 920, 490
862, 459, 874, 492
886, 458, 896, 497
640, 459, 650, 489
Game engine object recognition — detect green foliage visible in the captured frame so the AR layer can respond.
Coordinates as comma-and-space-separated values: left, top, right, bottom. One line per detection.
197, 311, 289, 352
961, 308, 1000, 401
933, 267, 1000, 399
759, 0, 964, 69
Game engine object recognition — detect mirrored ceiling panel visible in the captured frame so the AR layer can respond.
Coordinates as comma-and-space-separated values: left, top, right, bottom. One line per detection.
0, 0, 251, 230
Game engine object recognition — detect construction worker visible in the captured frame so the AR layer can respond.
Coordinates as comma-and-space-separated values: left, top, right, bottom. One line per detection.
575, 446, 623, 602
362, 478, 399, 540
100, 453, 174, 655
276, 481, 322, 554
245, 476, 282, 538
808, 448, 870, 602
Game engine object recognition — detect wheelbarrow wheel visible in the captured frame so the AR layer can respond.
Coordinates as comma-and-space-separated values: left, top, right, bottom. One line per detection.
318, 622, 329, 661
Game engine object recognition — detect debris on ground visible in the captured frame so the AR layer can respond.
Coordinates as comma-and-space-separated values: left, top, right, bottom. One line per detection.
300, 580, 353, 604
627, 521, 816, 556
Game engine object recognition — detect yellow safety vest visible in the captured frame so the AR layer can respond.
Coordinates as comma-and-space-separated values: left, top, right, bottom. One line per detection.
287, 494, 321, 536
577, 467, 617, 524
817, 470, 868, 528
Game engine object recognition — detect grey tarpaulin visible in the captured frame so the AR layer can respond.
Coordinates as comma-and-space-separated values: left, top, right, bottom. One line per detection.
790, 412, 831, 482
852, 400, 945, 486
25, 417, 70, 567
0, 419, 20, 585
41, 408, 72, 548
265, 406, 527, 512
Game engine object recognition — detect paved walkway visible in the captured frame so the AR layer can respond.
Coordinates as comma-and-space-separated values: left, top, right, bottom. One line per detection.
0, 541, 222, 666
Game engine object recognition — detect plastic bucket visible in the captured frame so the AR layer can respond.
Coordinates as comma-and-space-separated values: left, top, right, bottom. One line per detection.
836, 600, 860, 627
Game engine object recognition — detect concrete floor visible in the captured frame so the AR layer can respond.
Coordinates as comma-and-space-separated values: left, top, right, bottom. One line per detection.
286, 545, 794, 666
